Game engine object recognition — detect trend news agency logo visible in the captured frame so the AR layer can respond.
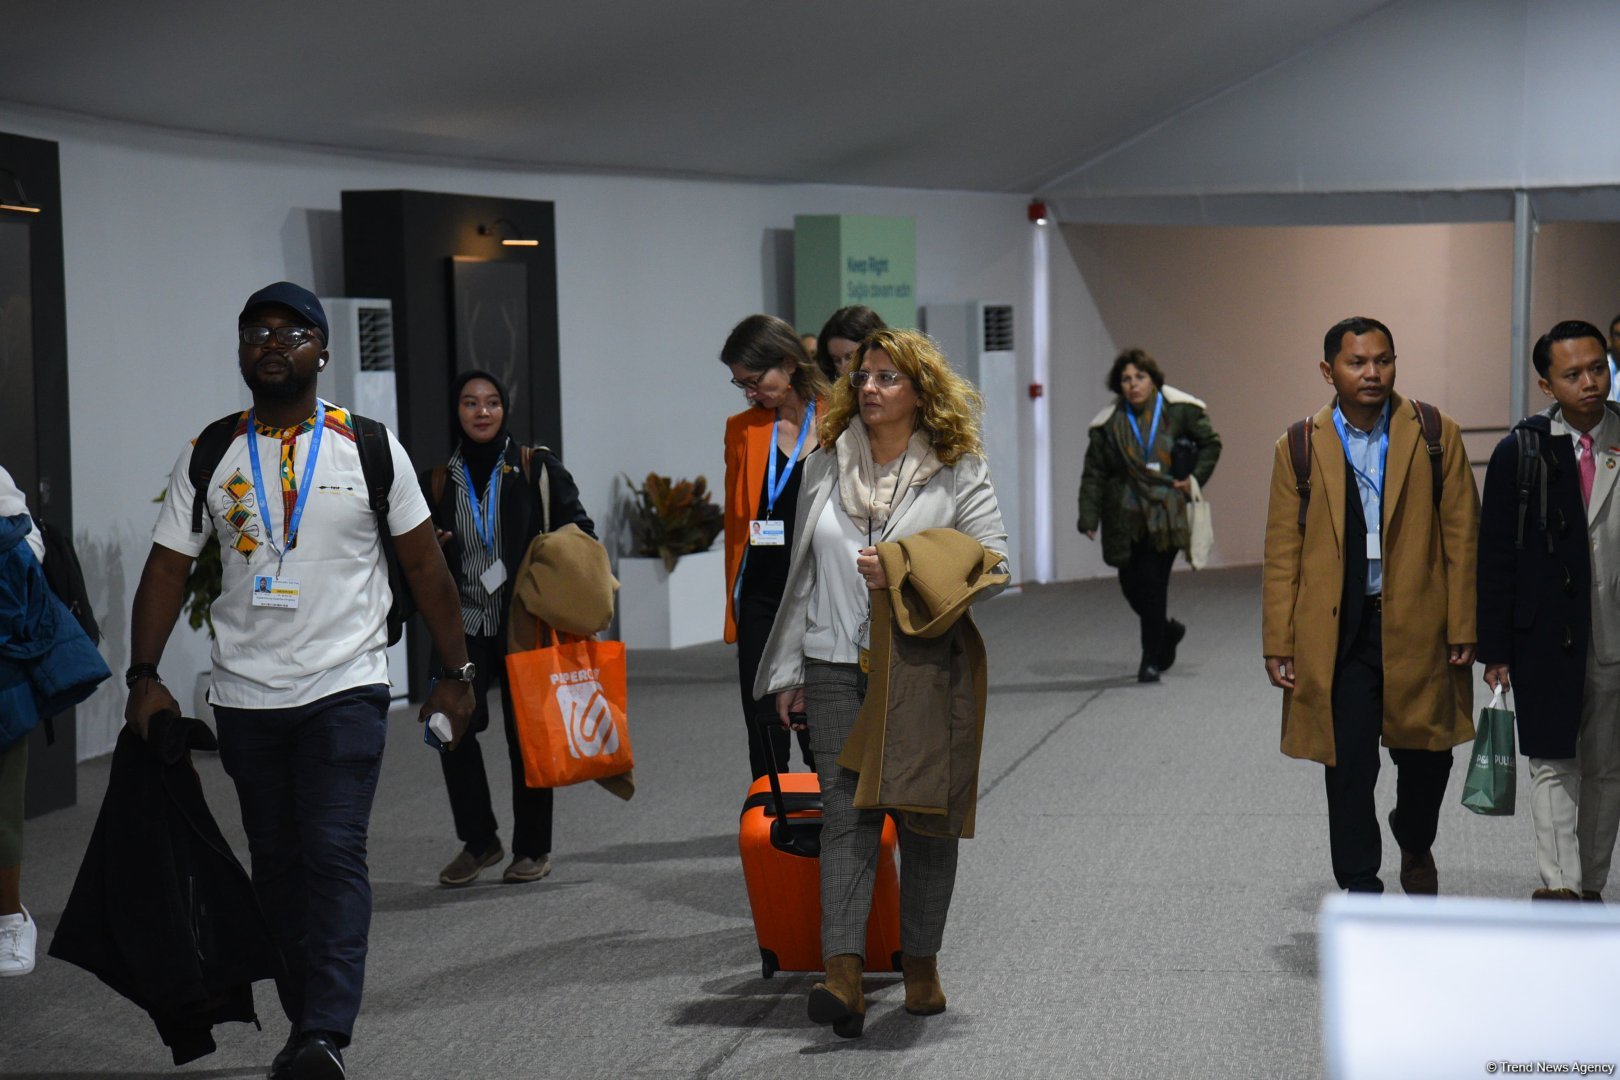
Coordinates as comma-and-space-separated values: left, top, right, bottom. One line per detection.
550, 668, 619, 759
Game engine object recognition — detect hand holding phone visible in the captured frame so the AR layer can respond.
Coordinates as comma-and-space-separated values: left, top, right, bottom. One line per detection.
423, 712, 453, 752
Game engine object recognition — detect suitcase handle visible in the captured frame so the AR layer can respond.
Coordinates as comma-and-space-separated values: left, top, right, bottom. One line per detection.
740, 790, 821, 818
750, 703, 821, 858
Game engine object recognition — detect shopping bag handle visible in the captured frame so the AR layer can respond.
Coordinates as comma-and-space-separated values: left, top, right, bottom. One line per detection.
1488, 685, 1509, 710
533, 616, 584, 649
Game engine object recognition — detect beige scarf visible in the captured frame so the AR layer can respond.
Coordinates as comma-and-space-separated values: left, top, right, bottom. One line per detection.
835, 418, 943, 535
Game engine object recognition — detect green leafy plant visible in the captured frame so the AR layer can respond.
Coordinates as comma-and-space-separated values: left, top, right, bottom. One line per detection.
156, 488, 221, 639
621, 472, 724, 572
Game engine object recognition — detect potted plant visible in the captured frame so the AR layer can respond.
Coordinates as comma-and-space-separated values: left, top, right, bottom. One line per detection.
617, 472, 726, 648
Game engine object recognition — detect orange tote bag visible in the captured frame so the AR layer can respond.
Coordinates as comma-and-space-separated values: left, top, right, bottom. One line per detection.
505, 624, 633, 788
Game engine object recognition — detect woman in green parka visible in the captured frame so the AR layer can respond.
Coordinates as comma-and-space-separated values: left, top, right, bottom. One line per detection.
1078, 348, 1221, 683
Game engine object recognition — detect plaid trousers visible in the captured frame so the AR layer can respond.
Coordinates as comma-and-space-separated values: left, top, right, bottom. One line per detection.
803, 658, 959, 960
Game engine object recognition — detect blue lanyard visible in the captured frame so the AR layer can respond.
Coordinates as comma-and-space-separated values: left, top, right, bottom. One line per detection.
461, 455, 502, 552
764, 400, 814, 519
1131, 394, 1163, 457
248, 400, 326, 572
1332, 405, 1389, 522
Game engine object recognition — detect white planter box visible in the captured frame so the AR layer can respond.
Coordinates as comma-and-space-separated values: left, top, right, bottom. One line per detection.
616, 547, 725, 650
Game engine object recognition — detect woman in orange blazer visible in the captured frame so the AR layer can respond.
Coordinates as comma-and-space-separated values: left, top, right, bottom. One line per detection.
721, 314, 829, 779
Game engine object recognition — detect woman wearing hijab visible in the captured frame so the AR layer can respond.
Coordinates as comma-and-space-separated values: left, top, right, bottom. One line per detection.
754, 329, 1008, 1037
422, 370, 595, 887
720, 315, 829, 779
1078, 348, 1222, 682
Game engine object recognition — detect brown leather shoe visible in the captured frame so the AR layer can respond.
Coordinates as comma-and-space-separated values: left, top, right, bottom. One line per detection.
1582, 890, 1603, 903
1531, 887, 1581, 900
438, 843, 503, 887
807, 953, 865, 1038
901, 954, 947, 1016
1388, 810, 1438, 895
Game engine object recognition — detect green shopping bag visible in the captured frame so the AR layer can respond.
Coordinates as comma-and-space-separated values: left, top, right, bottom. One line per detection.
1460, 686, 1516, 816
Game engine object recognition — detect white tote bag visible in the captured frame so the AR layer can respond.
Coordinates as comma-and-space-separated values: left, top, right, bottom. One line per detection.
1185, 476, 1214, 569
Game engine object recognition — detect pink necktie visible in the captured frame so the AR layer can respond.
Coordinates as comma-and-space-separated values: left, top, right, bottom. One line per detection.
1580, 432, 1595, 507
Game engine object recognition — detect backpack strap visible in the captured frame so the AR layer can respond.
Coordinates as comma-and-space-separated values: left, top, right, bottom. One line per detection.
350, 413, 412, 645
187, 412, 245, 533
1285, 418, 1313, 532
1412, 399, 1445, 510
429, 465, 447, 509
1512, 427, 1551, 553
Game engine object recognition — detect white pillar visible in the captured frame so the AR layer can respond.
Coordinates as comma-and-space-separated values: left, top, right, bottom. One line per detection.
1510, 190, 1535, 424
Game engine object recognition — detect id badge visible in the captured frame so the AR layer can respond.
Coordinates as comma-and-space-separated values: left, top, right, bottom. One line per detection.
749, 519, 786, 546
479, 559, 508, 593
1366, 534, 1381, 561
250, 575, 300, 610
1146, 461, 1162, 472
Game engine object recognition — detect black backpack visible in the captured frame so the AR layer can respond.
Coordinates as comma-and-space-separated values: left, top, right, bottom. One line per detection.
34, 517, 101, 646
187, 410, 415, 645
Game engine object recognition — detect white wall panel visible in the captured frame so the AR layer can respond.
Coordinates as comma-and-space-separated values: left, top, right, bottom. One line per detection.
0, 106, 1029, 758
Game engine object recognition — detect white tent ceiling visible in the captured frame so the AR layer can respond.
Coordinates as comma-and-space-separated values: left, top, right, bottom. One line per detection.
1, 0, 1395, 192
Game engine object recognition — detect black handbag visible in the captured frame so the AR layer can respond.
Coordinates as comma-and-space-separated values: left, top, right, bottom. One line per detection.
1170, 437, 1198, 480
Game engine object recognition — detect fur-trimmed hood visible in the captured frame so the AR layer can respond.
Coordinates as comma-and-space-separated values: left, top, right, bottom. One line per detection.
1089, 384, 1207, 429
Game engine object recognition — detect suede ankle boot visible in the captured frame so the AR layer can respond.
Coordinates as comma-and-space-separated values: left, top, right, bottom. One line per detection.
901, 953, 947, 1016
807, 953, 866, 1038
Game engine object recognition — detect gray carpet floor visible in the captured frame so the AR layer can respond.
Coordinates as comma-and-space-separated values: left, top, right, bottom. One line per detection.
1, 568, 1546, 1079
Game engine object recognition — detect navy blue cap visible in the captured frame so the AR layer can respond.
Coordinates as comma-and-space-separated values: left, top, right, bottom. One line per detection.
239, 281, 329, 343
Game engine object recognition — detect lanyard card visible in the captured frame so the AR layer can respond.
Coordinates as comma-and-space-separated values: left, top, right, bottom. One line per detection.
749, 519, 786, 546
479, 559, 508, 593
250, 575, 300, 610
1366, 534, 1381, 562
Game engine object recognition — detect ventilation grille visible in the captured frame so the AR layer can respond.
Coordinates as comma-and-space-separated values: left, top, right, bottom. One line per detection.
357, 306, 395, 372
982, 305, 1014, 352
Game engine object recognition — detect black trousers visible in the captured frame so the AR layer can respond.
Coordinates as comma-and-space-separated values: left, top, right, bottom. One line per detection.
736, 592, 814, 779
1116, 539, 1177, 661
1324, 605, 1454, 892
438, 633, 554, 859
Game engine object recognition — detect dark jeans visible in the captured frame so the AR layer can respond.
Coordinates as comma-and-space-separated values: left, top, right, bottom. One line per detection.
1324, 606, 1455, 892
1116, 539, 1177, 661
737, 592, 814, 779
214, 683, 391, 1045
438, 634, 554, 859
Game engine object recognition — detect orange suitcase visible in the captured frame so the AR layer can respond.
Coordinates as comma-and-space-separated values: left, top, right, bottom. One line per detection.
738, 769, 902, 978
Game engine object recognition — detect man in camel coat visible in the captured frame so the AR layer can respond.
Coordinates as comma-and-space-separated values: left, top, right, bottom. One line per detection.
1263, 316, 1479, 895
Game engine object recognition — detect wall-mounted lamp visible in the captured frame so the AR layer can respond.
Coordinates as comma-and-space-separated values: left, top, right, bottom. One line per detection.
478, 218, 538, 247
0, 168, 41, 216
1027, 200, 1049, 226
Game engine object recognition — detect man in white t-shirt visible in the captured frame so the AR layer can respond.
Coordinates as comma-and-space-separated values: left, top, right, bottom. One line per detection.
125, 282, 475, 1080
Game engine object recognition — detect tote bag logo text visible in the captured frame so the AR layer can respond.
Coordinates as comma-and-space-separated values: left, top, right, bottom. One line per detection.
551, 671, 619, 759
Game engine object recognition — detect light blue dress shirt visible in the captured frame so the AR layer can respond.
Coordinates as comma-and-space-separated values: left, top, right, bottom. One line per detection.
1335, 399, 1391, 596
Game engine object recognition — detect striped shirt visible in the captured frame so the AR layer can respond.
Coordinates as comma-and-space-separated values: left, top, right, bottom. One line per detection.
448, 443, 511, 637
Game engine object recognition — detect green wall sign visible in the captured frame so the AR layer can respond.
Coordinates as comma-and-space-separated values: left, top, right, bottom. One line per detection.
793, 214, 917, 335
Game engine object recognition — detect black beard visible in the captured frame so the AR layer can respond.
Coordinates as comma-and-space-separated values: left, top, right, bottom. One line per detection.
243, 365, 315, 402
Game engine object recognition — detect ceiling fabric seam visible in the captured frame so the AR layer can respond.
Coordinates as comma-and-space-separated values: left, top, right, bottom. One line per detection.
1026, 0, 1411, 196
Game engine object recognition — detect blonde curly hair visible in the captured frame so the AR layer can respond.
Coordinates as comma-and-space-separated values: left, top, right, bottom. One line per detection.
819, 328, 984, 466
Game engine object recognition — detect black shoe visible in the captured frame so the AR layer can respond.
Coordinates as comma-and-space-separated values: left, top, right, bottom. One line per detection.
291, 1033, 345, 1080
1137, 660, 1161, 683
268, 1027, 299, 1080
1159, 619, 1186, 671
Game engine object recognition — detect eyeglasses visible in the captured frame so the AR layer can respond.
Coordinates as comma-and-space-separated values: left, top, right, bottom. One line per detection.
240, 325, 321, 348
730, 367, 778, 392
849, 369, 910, 389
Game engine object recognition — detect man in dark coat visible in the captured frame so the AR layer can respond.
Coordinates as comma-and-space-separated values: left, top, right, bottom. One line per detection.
1479, 319, 1620, 901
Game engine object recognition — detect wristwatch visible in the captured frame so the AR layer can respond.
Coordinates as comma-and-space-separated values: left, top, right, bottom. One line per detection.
435, 661, 477, 683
